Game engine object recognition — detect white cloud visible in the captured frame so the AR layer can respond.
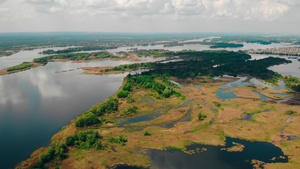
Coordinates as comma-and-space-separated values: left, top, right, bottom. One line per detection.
0, 0, 299, 33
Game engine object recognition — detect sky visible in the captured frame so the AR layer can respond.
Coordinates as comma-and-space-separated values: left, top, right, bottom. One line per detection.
0, 0, 300, 34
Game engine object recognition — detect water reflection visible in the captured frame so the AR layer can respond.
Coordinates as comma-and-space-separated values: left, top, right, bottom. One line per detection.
0, 47, 71, 70
0, 61, 134, 169
146, 137, 288, 169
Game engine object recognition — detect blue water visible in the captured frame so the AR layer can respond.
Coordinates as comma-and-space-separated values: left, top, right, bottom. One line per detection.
144, 137, 288, 169
118, 112, 162, 127
216, 89, 240, 99
216, 77, 250, 99
253, 91, 272, 100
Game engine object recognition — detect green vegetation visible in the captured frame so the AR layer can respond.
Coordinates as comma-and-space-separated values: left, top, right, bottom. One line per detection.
284, 76, 300, 92
7, 62, 33, 72
75, 112, 101, 127
212, 101, 221, 108
246, 40, 279, 45
117, 90, 130, 98
123, 84, 133, 91
127, 94, 135, 103
130, 49, 170, 58
95, 97, 119, 116
210, 43, 244, 48
32, 142, 68, 168
143, 131, 152, 136
248, 85, 257, 89
33, 51, 119, 64
244, 109, 262, 115
285, 110, 297, 115
262, 87, 269, 90
108, 62, 155, 72
75, 97, 119, 127
70, 130, 103, 150
198, 112, 207, 121
108, 135, 128, 145
42, 46, 117, 54
122, 106, 138, 116
0, 51, 13, 56
137, 50, 290, 80
126, 75, 181, 99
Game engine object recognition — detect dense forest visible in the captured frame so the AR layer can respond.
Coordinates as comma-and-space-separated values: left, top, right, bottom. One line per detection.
210, 43, 244, 48
105, 50, 295, 90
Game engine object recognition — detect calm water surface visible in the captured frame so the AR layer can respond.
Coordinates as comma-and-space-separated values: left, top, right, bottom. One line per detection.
0, 60, 144, 168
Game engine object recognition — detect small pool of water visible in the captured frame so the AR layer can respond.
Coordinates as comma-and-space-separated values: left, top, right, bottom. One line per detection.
117, 112, 162, 127
287, 136, 299, 140
216, 89, 240, 99
141, 97, 155, 103
241, 114, 253, 121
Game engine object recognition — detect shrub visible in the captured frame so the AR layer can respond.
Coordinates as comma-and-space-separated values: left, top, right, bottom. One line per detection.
75, 112, 101, 127
108, 135, 128, 145
127, 94, 135, 103
212, 101, 221, 108
123, 83, 133, 91
123, 106, 137, 115
285, 110, 297, 115
198, 112, 207, 121
65, 136, 75, 146
262, 87, 269, 90
143, 131, 151, 136
95, 97, 119, 116
117, 90, 129, 98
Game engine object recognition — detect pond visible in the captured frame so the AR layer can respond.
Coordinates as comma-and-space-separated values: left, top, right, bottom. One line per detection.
116, 137, 288, 169
146, 137, 288, 169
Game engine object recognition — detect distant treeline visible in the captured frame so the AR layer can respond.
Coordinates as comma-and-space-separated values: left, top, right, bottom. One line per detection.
42, 45, 118, 54
210, 43, 244, 48
246, 40, 280, 45
129, 49, 169, 58
33, 51, 119, 64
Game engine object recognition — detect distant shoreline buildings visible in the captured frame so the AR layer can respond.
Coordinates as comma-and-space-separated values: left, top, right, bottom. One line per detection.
248, 47, 300, 57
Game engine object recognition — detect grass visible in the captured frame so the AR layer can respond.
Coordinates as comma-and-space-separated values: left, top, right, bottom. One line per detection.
7, 62, 33, 72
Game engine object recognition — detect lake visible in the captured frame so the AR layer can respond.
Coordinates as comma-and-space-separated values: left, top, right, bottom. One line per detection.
115, 137, 288, 169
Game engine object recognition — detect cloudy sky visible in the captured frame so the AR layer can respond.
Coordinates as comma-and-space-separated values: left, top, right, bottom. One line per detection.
0, 0, 299, 34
